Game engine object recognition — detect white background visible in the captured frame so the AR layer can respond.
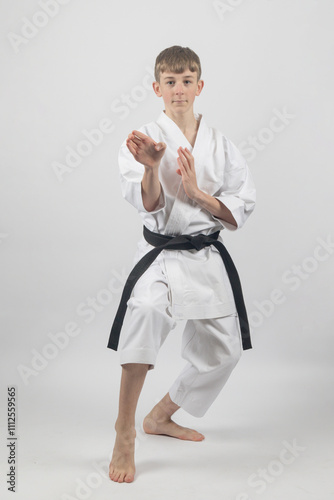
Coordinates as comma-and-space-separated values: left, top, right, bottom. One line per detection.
1, 1, 333, 499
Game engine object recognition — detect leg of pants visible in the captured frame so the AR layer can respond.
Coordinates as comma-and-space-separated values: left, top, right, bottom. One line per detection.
168, 314, 243, 417
118, 261, 176, 369
119, 262, 242, 417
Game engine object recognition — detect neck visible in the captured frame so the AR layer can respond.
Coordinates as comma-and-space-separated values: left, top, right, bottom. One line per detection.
164, 108, 198, 134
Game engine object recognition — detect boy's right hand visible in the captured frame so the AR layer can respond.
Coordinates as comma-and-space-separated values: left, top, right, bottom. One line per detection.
126, 130, 166, 169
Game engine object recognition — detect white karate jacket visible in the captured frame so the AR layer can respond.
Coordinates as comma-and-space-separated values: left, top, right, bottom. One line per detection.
119, 111, 256, 320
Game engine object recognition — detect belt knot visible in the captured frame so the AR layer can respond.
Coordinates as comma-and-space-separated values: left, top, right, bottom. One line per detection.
186, 234, 208, 251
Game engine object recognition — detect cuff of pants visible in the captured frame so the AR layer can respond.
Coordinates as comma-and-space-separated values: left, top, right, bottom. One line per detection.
169, 384, 206, 418
119, 348, 157, 370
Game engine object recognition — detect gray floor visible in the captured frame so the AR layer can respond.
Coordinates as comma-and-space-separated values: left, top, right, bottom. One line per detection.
1, 320, 333, 500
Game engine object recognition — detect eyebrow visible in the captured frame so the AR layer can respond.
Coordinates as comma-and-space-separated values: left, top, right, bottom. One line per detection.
163, 75, 195, 80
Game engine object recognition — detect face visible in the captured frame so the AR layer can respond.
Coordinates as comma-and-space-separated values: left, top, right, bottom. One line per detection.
153, 69, 204, 116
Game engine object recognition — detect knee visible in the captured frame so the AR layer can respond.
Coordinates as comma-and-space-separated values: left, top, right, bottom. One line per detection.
211, 339, 242, 373
127, 297, 175, 334
192, 340, 241, 375
128, 296, 168, 318
227, 341, 242, 369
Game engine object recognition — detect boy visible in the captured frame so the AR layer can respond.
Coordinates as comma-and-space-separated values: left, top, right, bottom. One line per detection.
108, 46, 256, 483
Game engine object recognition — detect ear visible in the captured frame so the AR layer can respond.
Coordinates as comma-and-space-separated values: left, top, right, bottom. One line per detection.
153, 81, 162, 97
196, 79, 204, 96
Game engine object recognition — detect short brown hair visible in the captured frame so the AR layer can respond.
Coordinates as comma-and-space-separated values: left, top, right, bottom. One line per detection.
154, 46, 202, 82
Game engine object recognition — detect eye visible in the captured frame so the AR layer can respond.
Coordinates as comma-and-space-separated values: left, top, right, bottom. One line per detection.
167, 81, 174, 85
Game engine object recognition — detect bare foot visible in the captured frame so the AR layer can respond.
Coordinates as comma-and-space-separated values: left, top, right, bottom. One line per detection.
109, 426, 136, 483
143, 407, 205, 442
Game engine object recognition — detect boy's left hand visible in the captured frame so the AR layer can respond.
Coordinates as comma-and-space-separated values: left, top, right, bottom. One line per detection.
176, 147, 200, 200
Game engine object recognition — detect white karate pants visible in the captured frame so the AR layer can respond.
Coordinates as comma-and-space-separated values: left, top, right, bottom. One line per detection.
118, 260, 243, 418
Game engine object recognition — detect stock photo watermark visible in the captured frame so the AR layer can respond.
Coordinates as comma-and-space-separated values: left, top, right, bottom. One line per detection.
213, 0, 246, 22
7, 0, 72, 54
249, 234, 334, 329
51, 66, 155, 183
233, 439, 306, 499
238, 107, 296, 163
17, 268, 127, 385
60, 424, 150, 498
52, 101, 295, 182
17, 233, 333, 383
6, 386, 18, 493
61, 459, 109, 500
51, 118, 115, 182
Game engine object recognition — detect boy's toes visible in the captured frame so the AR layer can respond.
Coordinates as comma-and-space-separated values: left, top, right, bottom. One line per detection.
117, 472, 125, 483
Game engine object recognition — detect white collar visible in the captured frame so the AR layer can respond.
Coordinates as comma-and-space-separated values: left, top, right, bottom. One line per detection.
156, 111, 205, 151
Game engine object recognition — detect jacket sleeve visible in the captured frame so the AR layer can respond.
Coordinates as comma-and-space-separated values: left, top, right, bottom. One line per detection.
118, 138, 166, 214
213, 136, 256, 231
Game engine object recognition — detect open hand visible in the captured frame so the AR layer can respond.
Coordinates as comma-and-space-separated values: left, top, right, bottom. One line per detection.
176, 147, 200, 200
126, 130, 166, 169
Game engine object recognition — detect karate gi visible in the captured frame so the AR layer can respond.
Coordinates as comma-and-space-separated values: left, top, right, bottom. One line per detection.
115, 111, 256, 417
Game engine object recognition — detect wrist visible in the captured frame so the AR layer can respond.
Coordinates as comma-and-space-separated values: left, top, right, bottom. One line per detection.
144, 162, 160, 171
192, 188, 205, 204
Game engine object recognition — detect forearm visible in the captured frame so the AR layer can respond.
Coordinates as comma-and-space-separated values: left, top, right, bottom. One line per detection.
141, 166, 162, 212
176, 147, 237, 227
193, 190, 237, 227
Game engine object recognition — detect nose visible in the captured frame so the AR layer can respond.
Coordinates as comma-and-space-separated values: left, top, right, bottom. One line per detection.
175, 82, 184, 94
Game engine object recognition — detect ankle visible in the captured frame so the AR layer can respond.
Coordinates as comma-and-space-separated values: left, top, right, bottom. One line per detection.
147, 404, 173, 423
153, 397, 179, 420
115, 419, 136, 436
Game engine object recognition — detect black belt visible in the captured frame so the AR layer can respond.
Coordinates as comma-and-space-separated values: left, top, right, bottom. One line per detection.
107, 226, 252, 351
